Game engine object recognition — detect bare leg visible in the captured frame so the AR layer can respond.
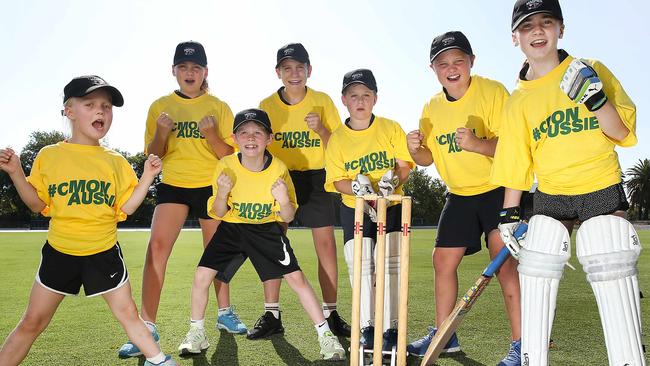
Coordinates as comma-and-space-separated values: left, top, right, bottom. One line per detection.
0, 283, 64, 366
432, 247, 465, 328
190, 267, 219, 321
283, 271, 326, 324
488, 229, 521, 340
104, 282, 161, 358
312, 226, 338, 303
199, 218, 230, 309
141, 203, 188, 322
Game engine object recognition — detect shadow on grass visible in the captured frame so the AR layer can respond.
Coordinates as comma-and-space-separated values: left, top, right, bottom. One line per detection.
423, 351, 487, 366
211, 331, 240, 365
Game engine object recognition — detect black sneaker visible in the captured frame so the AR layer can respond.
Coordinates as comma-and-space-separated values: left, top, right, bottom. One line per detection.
382, 328, 397, 352
326, 310, 351, 337
246, 311, 284, 340
360, 326, 374, 350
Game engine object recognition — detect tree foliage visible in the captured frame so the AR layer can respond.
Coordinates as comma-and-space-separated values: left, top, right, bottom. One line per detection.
403, 167, 447, 225
625, 158, 650, 220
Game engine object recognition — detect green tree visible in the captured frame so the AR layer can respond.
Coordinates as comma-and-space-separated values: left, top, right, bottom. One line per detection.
403, 167, 447, 226
625, 158, 650, 220
0, 131, 65, 227
115, 150, 159, 227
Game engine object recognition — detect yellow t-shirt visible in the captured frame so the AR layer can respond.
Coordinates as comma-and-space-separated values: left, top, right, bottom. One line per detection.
260, 87, 342, 171
420, 75, 509, 196
325, 115, 415, 208
206, 153, 298, 224
491, 55, 636, 195
144, 92, 234, 188
27, 142, 138, 256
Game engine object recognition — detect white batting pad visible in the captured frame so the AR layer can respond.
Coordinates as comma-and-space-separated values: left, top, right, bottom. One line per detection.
345, 238, 376, 328
577, 215, 645, 366
518, 215, 571, 366
377, 231, 401, 330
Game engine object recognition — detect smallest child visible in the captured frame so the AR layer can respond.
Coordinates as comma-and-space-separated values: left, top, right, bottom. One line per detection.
177, 108, 346, 361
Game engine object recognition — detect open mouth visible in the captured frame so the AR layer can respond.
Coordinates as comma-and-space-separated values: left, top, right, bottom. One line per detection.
530, 39, 547, 48
447, 74, 461, 82
244, 144, 258, 150
287, 80, 303, 86
184, 79, 196, 85
92, 119, 105, 129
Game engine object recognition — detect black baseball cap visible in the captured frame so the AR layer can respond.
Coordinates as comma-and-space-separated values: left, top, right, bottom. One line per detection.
429, 31, 473, 63
173, 41, 207, 67
63, 75, 124, 106
276, 43, 310, 68
233, 108, 273, 134
511, 0, 563, 31
342, 69, 378, 93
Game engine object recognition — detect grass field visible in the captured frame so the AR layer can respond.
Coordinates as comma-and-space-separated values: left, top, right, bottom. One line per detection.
0, 229, 648, 365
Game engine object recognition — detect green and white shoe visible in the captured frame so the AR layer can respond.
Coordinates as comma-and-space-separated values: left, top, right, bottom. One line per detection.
319, 330, 346, 361
178, 326, 209, 356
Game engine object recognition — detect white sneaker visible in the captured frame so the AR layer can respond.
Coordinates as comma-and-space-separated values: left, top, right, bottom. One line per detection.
178, 326, 209, 356
319, 330, 346, 361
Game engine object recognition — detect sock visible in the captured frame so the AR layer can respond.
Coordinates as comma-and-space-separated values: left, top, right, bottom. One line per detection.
315, 320, 331, 337
143, 321, 156, 333
190, 318, 205, 329
146, 352, 166, 364
322, 302, 337, 318
218, 306, 231, 316
265, 302, 280, 319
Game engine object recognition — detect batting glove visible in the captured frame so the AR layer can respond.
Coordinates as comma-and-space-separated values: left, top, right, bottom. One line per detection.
351, 174, 378, 222
378, 170, 399, 197
498, 207, 526, 258
560, 59, 608, 112
352, 174, 375, 197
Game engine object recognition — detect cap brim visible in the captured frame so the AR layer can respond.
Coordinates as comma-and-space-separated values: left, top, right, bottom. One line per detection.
233, 119, 273, 134
275, 56, 309, 68
342, 81, 377, 93
512, 10, 556, 31
430, 46, 472, 63
84, 85, 124, 107
173, 57, 207, 67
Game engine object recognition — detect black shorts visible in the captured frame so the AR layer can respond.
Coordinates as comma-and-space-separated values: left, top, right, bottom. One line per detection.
340, 204, 402, 243
37, 242, 128, 297
533, 183, 629, 222
435, 187, 504, 255
156, 183, 212, 219
289, 169, 336, 228
199, 221, 301, 283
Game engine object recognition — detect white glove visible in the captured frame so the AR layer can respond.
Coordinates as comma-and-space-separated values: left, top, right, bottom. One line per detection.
351, 174, 377, 222
497, 207, 526, 259
351, 174, 375, 197
378, 170, 399, 197
560, 59, 607, 112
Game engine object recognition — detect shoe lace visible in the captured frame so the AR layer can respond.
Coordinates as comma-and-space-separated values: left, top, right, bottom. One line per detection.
253, 313, 272, 328
421, 326, 436, 343
185, 327, 204, 343
224, 306, 243, 323
320, 332, 340, 349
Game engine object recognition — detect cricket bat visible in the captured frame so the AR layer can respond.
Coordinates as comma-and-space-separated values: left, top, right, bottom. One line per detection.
420, 223, 528, 366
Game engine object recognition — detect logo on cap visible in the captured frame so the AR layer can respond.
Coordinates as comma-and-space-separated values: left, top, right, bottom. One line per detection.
442, 37, 456, 46
284, 48, 294, 55
184, 48, 195, 55
88, 75, 105, 85
526, 0, 542, 9
351, 73, 363, 80
244, 112, 257, 120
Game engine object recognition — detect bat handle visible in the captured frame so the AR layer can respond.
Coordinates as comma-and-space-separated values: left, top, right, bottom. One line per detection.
483, 222, 528, 277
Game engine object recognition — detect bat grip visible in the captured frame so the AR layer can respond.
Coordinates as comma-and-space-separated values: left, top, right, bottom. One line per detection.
483, 222, 528, 277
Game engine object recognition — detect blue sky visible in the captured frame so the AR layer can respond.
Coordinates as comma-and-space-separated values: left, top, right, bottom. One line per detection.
1, 0, 648, 178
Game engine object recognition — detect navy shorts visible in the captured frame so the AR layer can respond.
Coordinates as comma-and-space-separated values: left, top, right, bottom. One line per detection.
533, 183, 629, 222
37, 242, 128, 297
339, 203, 402, 243
435, 187, 504, 255
289, 169, 336, 228
156, 183, 212, 219
199, 221, 301, 283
